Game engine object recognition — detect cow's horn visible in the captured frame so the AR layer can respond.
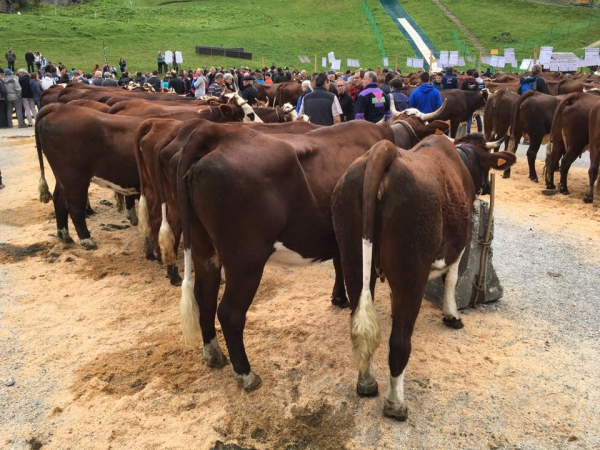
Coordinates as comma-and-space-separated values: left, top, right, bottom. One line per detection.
421, 98, 447, 121
486, 136, 506, 149
389, 93, 400, 117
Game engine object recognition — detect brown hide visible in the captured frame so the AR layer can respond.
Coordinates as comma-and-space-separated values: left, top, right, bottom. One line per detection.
545, 92, 600, 192
331, 135, 516, 419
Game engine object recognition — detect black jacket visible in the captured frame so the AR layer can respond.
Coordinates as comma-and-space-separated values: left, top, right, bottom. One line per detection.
147, 76, 162, 92
19, 74, 34, 98
337, 93, 354, 121
168, 77, 185, 95
242, 86, 258, 106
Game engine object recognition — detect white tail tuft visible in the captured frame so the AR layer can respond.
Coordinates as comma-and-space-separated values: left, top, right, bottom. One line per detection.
158, 203, 176, 264
137, 195, 151, 238
180, 248, 201, 345
351, 289, 381, 372
39, 177, 52, 204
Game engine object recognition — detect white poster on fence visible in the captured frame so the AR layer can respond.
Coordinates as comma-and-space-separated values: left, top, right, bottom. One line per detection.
504, 48, 516, 64
457, 57, 465, 67
413, 58, 424, 69
550, 62, 560, 72
331, 59, 341, 71
496, 57, 506, 68
538, 46, 553, 64
407, 57, 413, 68
489, 56, 498, 67
164, 51, 173, 64
567, 59, 579, 72
439, 51, 449, 67
322, 57, 327, 68
383, 57, 389, 67
328, 52, 335, 63
481, 56, 491, 65
449, 51, 459, 66
584, 47, 600, 66
520, 59, 532, 71
175, 51, 183, 64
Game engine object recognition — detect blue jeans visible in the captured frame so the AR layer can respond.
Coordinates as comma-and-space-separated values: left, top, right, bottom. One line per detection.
467, 113, 482, 134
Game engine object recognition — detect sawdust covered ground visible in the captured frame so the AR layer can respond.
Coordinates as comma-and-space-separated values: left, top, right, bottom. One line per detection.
1, 134, 599, 450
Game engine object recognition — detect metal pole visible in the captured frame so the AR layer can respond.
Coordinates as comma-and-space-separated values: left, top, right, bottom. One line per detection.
471, 173, 496, 308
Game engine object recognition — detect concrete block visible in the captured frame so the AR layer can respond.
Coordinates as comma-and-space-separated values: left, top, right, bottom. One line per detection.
424, 199, 503, 310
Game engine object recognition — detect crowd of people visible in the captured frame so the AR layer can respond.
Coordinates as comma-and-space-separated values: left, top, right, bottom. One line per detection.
2, 45, 500, 131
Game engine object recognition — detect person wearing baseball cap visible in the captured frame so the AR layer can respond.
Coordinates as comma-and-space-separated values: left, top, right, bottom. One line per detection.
241, 75, 258, 106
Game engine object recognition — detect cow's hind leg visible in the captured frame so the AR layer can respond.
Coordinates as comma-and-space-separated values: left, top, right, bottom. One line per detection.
217, 259, 268, 391
442, 249, 465, 329
66, 185, 96, 249
558, 151, 579, 195
526, 139, 543, 182
331, 252, 349, 308
584, 151, 599, 203
53, 184, 74, 244
384, 271, 428, 421
125, 195, 138, 226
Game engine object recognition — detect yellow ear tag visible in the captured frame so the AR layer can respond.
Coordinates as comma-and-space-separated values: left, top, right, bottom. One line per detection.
497, 158, 507, 166
435, 129, 444, 135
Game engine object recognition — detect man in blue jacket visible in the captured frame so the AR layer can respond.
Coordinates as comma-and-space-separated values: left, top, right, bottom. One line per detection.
442, 67, 458, 90
409, 72, 443, 114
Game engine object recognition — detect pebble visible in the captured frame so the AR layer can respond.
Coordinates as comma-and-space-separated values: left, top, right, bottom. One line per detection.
4, 378, 15, 387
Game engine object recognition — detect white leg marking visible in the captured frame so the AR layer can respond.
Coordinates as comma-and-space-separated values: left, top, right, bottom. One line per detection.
385, 370, 406, 410
442, 249, 465, 320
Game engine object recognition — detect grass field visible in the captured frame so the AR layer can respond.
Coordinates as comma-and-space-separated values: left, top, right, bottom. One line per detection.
436, 0, 600, 59
1, 0, 599, 74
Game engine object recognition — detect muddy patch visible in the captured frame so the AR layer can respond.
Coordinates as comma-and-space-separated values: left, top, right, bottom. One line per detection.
0, 242, 54, 263
0, 199, 52, 228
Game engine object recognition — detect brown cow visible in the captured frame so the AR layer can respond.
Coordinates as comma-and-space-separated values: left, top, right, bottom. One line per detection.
175, 116, 450, 391
36, 104, 145, 249
331, 134, 515, 420
135, 119, 320, 285
438, 89, 489, 137
506, 91, 569, 181
544, 92, 600, 193
483, 88, 519, 150
585, 102, 600, 203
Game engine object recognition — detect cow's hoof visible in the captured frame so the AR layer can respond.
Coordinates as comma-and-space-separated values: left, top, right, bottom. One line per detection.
331, 296, 349, 308
85, 207, 96, 217
530, 176, 538, 183
383, 400, 408, 422
583, 194, 594, 204
57, 229, 74, 244
443, 316, 464, 329
169, 274, 183, 286
80, 238, 97, 250
145, 252, 157, 261
203, 346, 228, 368
357, 380, 378, 397
126, 211, 138, 227
502, 171, 511, 179
545, 184, 556, 190
233, 370, 262, 391
559, 187, 570, 195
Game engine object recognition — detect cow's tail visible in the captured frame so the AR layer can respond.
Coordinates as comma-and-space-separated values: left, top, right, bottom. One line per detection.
35, 111, 52, 204
351, 140, 397, 372
178, 125, 216, 345
158, 202, 176, 265
134, 120, 154, 239
507, 90, 533, 154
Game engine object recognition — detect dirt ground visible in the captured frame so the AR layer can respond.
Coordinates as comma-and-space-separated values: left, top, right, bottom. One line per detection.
1, 132, 599, 450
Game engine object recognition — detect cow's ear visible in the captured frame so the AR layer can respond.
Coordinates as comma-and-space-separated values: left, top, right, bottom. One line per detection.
486, 151, 517, 170
219, 104, 233, 118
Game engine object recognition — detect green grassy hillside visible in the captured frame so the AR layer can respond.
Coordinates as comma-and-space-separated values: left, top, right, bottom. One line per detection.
1, 0, 599, 74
